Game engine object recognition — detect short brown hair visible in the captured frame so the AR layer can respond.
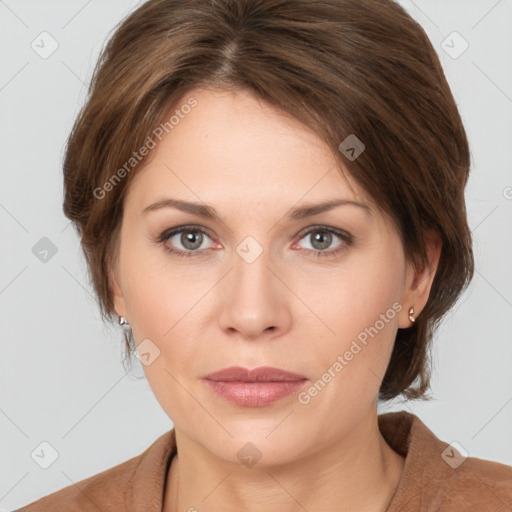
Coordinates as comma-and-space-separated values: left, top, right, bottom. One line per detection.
63, 0, 474, 400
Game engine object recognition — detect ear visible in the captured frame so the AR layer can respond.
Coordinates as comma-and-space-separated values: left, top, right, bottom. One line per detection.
398, 230, 442, 328
109, 264, 127, 320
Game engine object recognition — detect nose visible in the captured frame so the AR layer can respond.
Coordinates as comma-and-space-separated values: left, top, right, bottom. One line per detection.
217, 245, 292, 341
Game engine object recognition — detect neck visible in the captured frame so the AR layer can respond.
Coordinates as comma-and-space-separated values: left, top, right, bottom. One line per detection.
164, 407, 404, 512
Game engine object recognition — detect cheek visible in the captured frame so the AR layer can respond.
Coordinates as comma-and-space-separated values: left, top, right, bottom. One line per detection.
120, 234, 194, 337
121, 258, 204, 422
120, 241, 208, 375
302, 250, 405, 401
308, 250, 403, 343
126, 269, 200, 357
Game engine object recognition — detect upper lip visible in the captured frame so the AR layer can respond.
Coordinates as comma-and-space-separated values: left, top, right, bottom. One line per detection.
203, 366, 308, 382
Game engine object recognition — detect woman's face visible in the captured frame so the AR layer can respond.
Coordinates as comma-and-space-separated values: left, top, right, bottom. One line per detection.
110, 87, 432, 465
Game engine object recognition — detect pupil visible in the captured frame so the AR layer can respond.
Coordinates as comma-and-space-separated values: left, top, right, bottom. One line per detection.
183, 230, 202, 249
313, 231, 331, 250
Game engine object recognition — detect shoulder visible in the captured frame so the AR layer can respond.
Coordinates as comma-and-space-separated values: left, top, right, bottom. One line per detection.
380, 411, 512, 510
434, 454, 512, 509
12, 429, 176, 512
13, 456, 140, 512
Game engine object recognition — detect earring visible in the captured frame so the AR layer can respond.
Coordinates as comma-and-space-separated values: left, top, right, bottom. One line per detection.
408, 307, 416, 323
119, 316, 130, 326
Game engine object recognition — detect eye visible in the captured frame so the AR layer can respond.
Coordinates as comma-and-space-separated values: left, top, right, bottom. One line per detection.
156, 224, 353, 259
157, 225, 216, 258
293, 226, 353, 258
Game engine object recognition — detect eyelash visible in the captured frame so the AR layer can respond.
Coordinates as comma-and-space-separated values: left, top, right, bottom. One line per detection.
156, 224, 353, 259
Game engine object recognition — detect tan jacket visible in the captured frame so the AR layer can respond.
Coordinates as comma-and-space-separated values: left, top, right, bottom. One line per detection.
13, 411, 512, 511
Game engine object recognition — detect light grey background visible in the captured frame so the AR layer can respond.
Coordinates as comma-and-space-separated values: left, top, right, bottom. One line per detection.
1, 0, 511, 509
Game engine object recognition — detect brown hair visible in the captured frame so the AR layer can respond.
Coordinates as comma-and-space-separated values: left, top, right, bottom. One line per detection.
63, 0, 474, 400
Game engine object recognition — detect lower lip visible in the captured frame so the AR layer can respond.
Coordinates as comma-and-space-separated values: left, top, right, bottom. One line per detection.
203, 379, 308, 407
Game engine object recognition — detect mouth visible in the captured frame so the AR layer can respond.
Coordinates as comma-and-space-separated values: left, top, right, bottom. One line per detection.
202, 366, 309, 407
203, 365, 308, 382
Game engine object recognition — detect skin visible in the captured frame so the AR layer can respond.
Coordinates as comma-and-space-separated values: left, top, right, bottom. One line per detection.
110, 87, 441, 512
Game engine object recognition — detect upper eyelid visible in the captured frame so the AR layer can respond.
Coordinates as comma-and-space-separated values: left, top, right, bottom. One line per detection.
295, 224, 351, 239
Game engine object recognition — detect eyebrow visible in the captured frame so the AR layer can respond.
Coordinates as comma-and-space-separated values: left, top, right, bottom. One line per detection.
142, 197, 372, 220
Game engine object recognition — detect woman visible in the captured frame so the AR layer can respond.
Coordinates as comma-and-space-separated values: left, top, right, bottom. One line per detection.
15, 0, 512, 510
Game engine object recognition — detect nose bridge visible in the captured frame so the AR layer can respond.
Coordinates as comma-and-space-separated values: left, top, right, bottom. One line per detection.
234, 236, 272, 295
217, 234, 291, 339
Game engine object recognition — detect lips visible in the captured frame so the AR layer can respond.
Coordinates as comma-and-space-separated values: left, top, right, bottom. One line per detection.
203, 366, 307, 383
202, 366, 310, 407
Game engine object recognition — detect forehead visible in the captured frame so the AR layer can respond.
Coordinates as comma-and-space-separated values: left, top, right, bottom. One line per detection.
125, 87, 371, 211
